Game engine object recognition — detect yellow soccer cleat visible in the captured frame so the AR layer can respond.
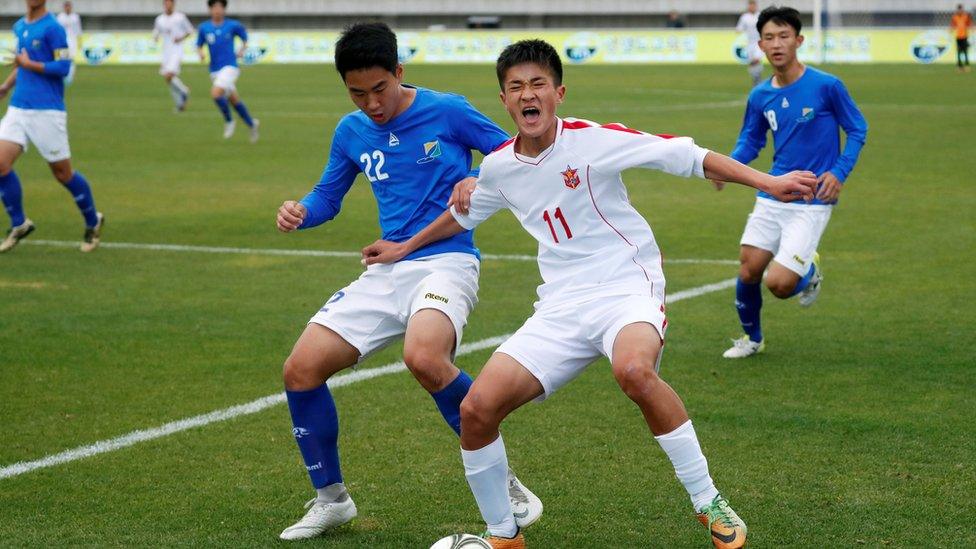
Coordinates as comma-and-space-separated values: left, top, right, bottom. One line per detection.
697, 495, 747, 549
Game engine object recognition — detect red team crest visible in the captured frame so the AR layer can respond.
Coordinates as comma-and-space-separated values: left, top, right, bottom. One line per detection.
561, 165, 581, 189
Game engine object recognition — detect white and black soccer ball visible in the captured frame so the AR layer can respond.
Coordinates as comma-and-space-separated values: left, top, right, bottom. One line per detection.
429, 533, 492, 549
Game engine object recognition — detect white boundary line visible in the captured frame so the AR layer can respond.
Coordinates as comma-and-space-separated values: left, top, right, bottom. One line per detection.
0, 277, 736, 481
24, 239, 738, 265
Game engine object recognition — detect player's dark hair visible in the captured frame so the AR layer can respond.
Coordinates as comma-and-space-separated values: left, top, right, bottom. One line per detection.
757, 6, 802, 35
207, 0, 227, 7
495, 39, 563, 89
334, 22, 399, 80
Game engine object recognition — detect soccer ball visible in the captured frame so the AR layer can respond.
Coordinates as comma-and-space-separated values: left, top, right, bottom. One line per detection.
429, 533, 492, 549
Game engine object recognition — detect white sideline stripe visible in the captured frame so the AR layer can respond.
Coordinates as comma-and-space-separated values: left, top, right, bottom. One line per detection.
24, 239, 738, 265
0, 278, 735, 481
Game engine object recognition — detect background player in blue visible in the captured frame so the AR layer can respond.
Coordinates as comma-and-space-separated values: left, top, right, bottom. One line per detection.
714, 6, 867, 358
196, 0, 258, 142
0, 0, 103, 253
272, 23, 541, 540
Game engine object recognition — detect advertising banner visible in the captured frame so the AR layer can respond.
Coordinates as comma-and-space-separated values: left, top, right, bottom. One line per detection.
0, 29, 959, 66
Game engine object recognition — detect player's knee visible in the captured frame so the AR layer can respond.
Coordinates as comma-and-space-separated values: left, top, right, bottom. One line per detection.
282, 355, 321, 391
460, 393, 499, 436
765, 276, 795, 299
53, 168, 73, 184
403, 347, 453, 392
0, 160, 12, 176
210, 87, 224, 99
612, 358, 659, 402
738, 262, 763, 284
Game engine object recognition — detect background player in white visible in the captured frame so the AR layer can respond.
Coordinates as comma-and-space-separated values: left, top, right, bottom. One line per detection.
0, 0, 103, 253
737, 0, 763, 86
55, 0, 80, 85
363, 39, 817, 549
153, 0, 194, 112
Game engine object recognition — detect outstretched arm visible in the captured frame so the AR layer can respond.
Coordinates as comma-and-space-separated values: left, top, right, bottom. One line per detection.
362, 210, 467, 265
703, 151, 817, 202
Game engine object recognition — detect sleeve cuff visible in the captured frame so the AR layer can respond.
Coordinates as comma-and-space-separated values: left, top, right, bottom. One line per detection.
450, 205, 478, 230
692, 146, 710, 179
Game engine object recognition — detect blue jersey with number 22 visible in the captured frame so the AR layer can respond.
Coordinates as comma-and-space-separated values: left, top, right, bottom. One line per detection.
299, 86, 509, 261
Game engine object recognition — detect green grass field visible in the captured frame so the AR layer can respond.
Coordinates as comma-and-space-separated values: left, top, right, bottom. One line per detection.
0, 62, 973, 547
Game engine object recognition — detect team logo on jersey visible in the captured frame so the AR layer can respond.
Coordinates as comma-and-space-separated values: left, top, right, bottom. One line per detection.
561, 165, 581, 189
31, 39, 42, 50
389, 133, 400, 147
206, 33, 217, 44
909, 31, 949, 64
781, 97, 790, 109
797, 107, 815, 123
416, 140, 442, 164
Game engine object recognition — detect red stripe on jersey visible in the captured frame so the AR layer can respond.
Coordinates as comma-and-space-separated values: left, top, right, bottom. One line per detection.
493, 137, 516, 152
562, 119, 679, 139
585, 165, 651, 283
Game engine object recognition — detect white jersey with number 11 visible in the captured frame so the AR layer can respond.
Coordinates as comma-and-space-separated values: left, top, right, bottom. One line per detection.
452, 117, 709, 307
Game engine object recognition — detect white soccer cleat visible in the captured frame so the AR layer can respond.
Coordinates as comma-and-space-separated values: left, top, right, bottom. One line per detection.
223, 119, 236, 139
797, 252, 822, 307
249, 118, 260, 143
722, 335, 765, 359
80, 212, 104, 253
279, 495, 357, 541
0, 218, 35, 253
508, 469, 543, 528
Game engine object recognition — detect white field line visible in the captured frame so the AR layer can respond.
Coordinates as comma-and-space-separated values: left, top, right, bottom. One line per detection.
0, 277, 735, 481
24, 239, 738, 265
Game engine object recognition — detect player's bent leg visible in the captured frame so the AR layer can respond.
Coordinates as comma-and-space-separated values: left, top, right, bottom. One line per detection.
460, 354, 543, 540
610, 322, 687, 435
765, 261, 801, 299
210, 86, 235, 137
403, 308, 472, 432
0, 140, 32, 251
725, 245, 771, 358
611, 325, 746, 547
48, 159, 103, 252
280, 324, 361, 541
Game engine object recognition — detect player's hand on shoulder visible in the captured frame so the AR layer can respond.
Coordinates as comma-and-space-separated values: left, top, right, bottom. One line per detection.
447, 176, 477, 214
361, 240, 406, 266
768, 170, 817, 202
276, 200, 307, 233
815, 171, 843, 202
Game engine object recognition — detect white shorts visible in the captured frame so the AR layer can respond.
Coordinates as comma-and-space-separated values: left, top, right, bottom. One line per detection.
0, 107, 70, 162
160, 51, 183, 75
496, 293, 667, 401
209, 66, 240, 94
308, 253, 480, 359
740, 198, 833, 276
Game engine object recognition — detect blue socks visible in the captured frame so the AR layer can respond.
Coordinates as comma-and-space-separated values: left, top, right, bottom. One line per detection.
286, 385, 343, 489
735, 278, 763, 343
789, 263, 817, 297
232, 101, 254, 127
431, 370, 473, 435
214, 97, 232, 122
62, 172, 98, 227
0, 170, 25, 227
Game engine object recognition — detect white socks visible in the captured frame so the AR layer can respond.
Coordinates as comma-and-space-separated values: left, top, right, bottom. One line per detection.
168, 78, 189, 106
655, 420, 719, 511
461, 435, 517, 538
315, 482, 347, 503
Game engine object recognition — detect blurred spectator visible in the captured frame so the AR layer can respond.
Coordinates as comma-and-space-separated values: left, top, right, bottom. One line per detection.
666, 10, 686, 28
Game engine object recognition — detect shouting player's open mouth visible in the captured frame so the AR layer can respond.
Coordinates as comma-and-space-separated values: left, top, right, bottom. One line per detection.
521, 106, 541, 125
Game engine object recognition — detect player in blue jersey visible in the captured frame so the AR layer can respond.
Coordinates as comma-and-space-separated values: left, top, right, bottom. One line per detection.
715, 6, 868, 358
0, 0, 103, 253
273, 23, 541, 540
196, 0, 258, 142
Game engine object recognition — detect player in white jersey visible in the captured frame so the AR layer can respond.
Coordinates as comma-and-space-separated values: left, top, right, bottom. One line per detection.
737, 0, 762, 85
153, 0, 193, 111
55, 1, 81, 85
362, 40, 817, 549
